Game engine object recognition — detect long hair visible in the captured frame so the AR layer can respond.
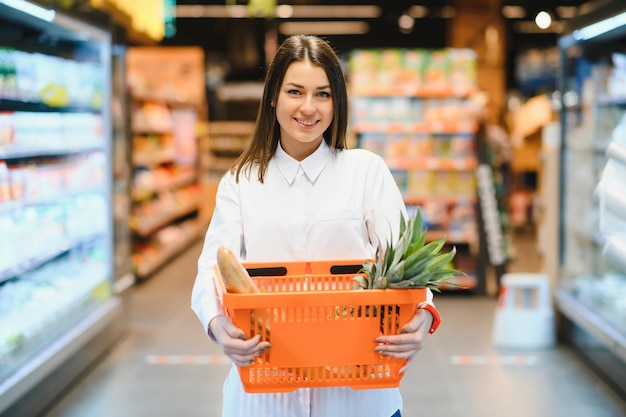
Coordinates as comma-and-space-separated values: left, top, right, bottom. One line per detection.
232, 35, 349, 183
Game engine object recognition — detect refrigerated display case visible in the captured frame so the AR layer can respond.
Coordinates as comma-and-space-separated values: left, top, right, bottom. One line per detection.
556, 3, 626, 395
0, 3, 126, 416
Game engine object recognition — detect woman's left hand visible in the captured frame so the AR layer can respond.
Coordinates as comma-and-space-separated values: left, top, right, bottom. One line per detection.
373, 309, 434, 374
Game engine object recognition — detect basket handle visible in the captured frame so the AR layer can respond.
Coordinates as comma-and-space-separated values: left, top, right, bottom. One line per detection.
329, 264, 364, 274
247, 266, 288, 277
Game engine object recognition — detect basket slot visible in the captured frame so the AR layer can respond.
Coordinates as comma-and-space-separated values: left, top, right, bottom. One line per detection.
379, 304, 402, 335
247, 266, 288, 277
330, 264, 364, 274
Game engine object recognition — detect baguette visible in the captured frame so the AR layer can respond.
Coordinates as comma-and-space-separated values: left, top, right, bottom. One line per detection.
216, 244, 260, 293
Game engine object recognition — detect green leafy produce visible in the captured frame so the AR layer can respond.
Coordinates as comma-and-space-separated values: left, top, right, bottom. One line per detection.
356, 208, 464, 292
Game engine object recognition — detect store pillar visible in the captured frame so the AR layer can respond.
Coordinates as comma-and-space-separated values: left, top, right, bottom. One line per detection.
447, 0, 506, 125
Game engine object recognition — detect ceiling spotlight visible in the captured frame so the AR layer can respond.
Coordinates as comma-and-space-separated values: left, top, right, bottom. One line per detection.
501, 5, 526, 19
398, 14, 414, 33
535, 10, 552, 29
440, 6, 456, 19
275, 5, 293, 18
408, 5, 428, 18
556, 6, 577, 19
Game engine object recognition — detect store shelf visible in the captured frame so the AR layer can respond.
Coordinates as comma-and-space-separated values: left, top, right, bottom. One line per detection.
602, 236, 626, 274
0, 234, 104, 284
0, 146, 104, 160
350, 85, 478, 98
385, 156, 478, 171
132, 198, 200, 237
596, 94, 626, 107
606, 141, 626, 165
132, 170, 196, 201
426, 229, 478, 245
0, 98, 101, 113
351, 121, 478, 135
134, 223, 203, 278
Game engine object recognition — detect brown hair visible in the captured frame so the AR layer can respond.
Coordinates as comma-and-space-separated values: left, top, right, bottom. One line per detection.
231, 35, 349, 183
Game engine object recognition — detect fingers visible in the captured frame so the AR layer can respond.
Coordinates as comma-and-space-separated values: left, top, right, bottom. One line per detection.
211, 317, 272, 366
228, 343, 271, 367
399, 356, 415, 374
400, 309, 431, 334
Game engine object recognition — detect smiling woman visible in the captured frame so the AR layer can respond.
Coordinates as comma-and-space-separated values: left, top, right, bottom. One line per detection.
191, 34, 439, 417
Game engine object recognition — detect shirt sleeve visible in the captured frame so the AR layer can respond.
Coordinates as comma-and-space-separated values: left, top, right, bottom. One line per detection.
191, 172, 244, 340
362, 152, 408, 252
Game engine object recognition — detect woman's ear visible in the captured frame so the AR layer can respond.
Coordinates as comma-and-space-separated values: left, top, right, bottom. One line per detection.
271, 100, 276, 107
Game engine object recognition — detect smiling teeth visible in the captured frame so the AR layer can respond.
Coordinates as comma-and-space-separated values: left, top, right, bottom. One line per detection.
299, 120, 316, 126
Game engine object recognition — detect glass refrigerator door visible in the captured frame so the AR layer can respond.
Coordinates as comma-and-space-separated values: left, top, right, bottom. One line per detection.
557, 7, 626, 392
0, 4, 123, 414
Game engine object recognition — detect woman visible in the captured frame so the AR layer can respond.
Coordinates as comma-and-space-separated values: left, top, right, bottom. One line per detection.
191, 35, 438, 417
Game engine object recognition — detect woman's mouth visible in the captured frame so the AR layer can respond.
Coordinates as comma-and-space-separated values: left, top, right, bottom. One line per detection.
296, 118, 318, 127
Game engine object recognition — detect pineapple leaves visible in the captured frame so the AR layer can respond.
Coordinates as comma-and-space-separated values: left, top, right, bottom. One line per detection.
355, 207, 465, 291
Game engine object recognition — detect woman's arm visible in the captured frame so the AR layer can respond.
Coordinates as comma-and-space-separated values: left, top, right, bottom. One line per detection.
191, 173, 244, 340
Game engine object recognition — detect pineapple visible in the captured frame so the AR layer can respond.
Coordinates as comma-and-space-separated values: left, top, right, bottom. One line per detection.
356, 208, 463, 292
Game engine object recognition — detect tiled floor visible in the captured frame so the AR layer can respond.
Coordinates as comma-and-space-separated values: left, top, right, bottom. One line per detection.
41, 237, 626, 417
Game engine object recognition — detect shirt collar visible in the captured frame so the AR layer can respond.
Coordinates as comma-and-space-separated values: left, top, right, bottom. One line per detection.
275, 140, 331, 184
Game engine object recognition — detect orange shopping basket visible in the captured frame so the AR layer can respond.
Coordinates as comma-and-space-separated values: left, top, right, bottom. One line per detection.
214, 259, 427, 393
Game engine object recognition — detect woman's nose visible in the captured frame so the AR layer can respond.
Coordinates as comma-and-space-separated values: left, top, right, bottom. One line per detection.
300, 95, 315, 114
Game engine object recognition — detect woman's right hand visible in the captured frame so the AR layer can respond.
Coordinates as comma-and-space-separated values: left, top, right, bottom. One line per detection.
209, 315, 271, 367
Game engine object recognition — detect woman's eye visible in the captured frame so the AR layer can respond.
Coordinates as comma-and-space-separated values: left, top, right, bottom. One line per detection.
318, 91, 331, 98
287, 89, 301, 95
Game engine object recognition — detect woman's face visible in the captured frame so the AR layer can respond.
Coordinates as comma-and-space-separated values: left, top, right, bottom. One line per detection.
275, 60, 333, 161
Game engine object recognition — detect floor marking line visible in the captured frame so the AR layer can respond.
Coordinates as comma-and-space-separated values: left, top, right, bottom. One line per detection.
449, 355, 538, 366
145, 354, 231, 365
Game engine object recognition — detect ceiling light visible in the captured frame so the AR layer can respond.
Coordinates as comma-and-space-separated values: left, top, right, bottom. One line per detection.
398, 14, 414, 33
514, 20, 564, 34
556, 6, 578, 19
285, 5, 380, 19
176, 5, 380, 19
572, 11, 626, 41
501, 5, 526, 19
0, 0, 55, 22
535, 11, 552, 29
408, 6, 428, 18
275, 5, 293, 18
278, 21, 370, 36
439, 6, 456, 19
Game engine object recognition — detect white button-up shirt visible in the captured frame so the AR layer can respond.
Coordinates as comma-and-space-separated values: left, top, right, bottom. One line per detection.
192, 140, 427, 417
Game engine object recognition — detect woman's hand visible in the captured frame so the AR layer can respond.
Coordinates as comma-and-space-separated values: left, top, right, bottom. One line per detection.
209, 315, 271, 367
373, 309, 434, 374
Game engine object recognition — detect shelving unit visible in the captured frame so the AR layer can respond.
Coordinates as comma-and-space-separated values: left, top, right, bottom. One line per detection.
348, 48, 482, 291
0, 6, 125, 416
128, 98, 203, 279
196, 120, 254, 223
126, 47, 206, 280
556, 4, 626, 395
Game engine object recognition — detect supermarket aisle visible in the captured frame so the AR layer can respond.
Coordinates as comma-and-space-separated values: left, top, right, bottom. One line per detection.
41, 239, 626, 417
